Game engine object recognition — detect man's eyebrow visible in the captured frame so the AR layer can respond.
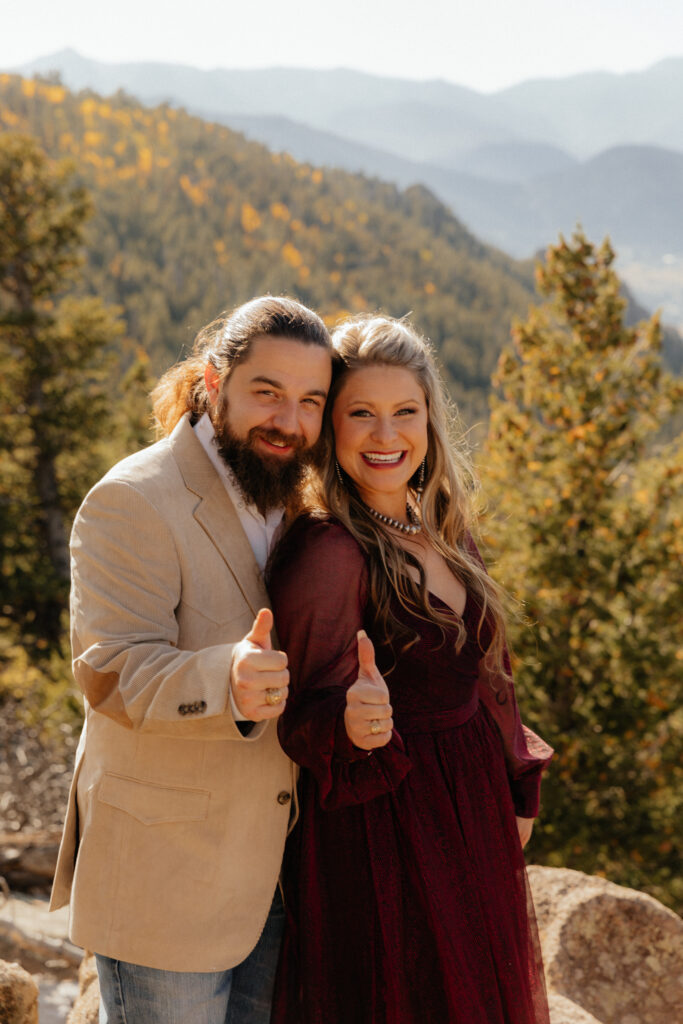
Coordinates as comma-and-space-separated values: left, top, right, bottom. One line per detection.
251, 375, 328, 398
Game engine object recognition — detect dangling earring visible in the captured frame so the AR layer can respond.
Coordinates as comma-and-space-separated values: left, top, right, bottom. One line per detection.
335, 460, 345, 487
415, 459, 426, 504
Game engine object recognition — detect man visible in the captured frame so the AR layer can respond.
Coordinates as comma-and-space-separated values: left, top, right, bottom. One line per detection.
50, 296, 334, 1023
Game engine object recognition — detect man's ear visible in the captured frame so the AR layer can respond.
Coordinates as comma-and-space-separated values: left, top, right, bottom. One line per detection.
204, 364, 221, 406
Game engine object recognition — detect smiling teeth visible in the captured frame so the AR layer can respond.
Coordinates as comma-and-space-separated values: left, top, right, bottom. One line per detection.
364, 452, 403, 464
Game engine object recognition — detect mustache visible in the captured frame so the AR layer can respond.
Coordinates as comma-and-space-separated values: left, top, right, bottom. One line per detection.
249, 426, 306, 452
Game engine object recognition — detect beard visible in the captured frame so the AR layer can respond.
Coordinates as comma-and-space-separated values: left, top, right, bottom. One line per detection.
212, 409, 323, 515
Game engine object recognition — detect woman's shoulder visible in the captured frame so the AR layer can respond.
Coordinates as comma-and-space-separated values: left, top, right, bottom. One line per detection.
269, 512, 367, 581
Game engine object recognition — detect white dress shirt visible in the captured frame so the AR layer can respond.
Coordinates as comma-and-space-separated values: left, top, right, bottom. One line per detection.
193, 412, 284, 720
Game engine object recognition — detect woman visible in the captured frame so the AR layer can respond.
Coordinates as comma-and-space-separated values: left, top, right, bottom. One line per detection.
268, 315, 553, 1024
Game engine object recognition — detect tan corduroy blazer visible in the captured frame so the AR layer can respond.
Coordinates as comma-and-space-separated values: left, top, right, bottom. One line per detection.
50, 415, 296, 972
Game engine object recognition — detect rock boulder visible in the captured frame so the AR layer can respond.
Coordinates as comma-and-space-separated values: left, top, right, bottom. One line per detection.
0, 958, 38, 1024
66, 953, 99, 1024
528, 865, 683, 1024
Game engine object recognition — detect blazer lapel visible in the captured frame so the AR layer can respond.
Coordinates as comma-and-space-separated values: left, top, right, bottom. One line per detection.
169, 415, 269, 617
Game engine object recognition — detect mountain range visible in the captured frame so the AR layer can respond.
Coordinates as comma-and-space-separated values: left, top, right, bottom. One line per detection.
13, 50, 683, 333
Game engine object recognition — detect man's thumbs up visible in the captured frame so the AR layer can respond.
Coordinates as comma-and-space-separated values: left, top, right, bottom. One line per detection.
247, 607, 273, 650
344, 630, 393, 750
230, 608, 289, 721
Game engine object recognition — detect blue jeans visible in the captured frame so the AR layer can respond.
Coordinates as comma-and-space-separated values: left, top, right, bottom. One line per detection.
96, 888, 284, 1024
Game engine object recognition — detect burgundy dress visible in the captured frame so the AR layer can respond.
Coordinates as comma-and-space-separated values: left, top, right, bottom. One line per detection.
268, 516, 553, 1024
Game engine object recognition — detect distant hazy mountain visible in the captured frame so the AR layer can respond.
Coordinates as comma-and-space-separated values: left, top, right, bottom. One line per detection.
15, 49, 683, 161
452, 142, 578, 182
12, 49, 683, 331
215, 113, 683, 259
499, 58, 683, 157
529, 145, 683, 257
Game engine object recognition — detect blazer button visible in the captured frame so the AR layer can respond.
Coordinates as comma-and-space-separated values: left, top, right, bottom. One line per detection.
277, 791, 291, 805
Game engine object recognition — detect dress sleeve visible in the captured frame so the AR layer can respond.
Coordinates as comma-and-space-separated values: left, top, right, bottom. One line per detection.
465, 533, 554, 818
268, 517, 412, 810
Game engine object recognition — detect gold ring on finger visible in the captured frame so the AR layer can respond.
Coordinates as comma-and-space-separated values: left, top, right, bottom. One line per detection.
265, 687, 284, 706
369, 719, 382, 735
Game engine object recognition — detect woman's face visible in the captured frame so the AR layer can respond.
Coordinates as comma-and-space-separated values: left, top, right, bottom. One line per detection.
332, 365, 429, 509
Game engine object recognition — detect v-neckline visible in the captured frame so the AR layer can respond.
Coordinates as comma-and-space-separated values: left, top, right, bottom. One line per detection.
427, 586, 470, 622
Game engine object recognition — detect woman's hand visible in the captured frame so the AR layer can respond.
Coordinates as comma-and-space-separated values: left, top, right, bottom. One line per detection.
516, 816, 534, 848
344, 631, 393, 750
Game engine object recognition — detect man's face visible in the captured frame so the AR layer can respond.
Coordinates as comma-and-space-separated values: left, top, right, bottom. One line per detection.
211, 336, 332, 512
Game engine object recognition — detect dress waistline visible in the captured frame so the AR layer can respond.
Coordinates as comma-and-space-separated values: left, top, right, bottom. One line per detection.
397, 692, 479, 735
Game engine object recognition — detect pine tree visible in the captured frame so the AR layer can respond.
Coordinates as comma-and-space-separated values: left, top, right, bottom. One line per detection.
483, 230, 683, 910
0, 133, 125, 647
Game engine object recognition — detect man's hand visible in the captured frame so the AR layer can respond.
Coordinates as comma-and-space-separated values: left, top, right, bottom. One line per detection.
516, 816, 534, 848
344, 631, 393, 750
230, 608, 289, 721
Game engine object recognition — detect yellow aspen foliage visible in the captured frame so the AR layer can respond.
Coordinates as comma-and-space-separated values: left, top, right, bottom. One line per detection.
357, 211, 368, 226
298, 266, 311, 280
79, 97, 98, 117
290, 219, 303, 232
329, 270, 341, 284
322, 309, 352, 327
21, 79, 36, 97
311, 169, 323, 184
83, 131, 104, 149
270, 202, 290, 221
2, 109, 20, 126
424, 282, 436, 295
213, 239, 229, 266
180, 175, 208, 206
241, 202, 262, 232
420, 249, 433, 262
137, 147, 153, 174
44, 85, 66, 104
281, 242, 303, 268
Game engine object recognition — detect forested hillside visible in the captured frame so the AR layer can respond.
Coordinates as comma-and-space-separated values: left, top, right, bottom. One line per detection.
0, 73, 535, 419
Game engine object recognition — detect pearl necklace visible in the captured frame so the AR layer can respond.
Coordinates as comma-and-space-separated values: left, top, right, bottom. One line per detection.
364, 502, 422, 535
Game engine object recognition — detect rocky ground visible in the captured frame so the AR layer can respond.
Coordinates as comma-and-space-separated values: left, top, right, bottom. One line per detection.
0, 698, 78, 836
0, 699, 79, 1021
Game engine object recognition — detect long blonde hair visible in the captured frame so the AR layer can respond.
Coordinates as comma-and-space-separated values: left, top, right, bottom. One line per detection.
310, 314, 510, 678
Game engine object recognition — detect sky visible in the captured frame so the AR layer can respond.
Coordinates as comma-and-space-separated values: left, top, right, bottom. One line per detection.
3, 0, 682, 93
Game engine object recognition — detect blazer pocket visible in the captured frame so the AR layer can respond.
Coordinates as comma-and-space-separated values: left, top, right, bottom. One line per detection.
97, 773, 210, 825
